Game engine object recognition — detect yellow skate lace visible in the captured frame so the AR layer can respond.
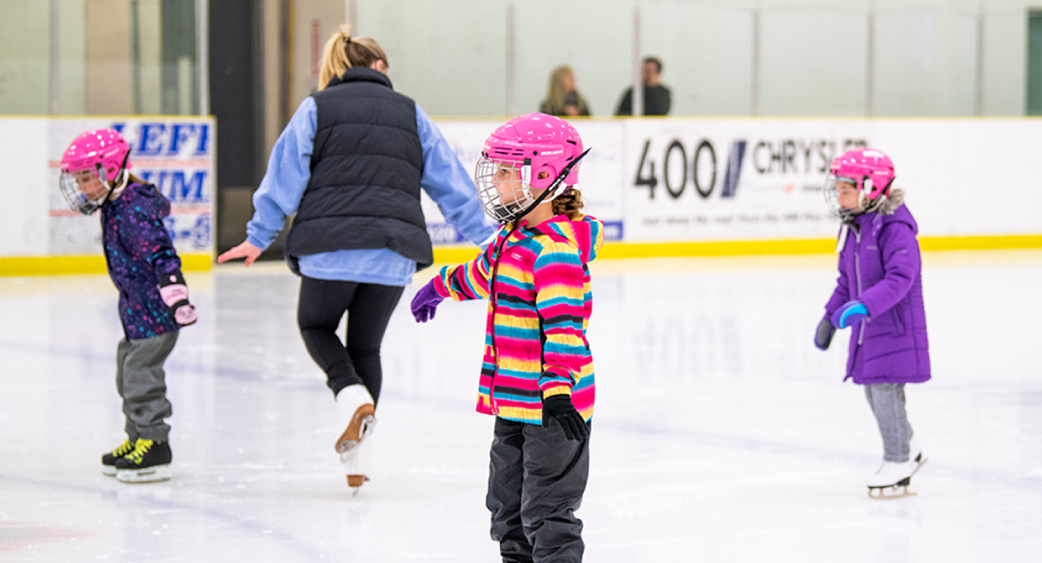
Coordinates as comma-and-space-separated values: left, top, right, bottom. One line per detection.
111, 439, 134, 457
125, 439, 154, 465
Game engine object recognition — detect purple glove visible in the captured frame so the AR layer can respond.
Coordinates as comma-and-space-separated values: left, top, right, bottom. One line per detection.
830, 300, 868, 329
411, 279, 444, 323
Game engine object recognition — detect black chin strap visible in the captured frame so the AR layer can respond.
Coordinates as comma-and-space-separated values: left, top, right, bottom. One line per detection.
99, 151, 131, 208
507, 148, 592, 226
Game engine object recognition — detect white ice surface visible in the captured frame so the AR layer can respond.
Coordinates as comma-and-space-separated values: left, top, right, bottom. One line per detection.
1, 251, 1040, 562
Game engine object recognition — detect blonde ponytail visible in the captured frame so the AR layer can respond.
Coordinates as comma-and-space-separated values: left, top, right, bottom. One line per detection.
318, 24, 390, 90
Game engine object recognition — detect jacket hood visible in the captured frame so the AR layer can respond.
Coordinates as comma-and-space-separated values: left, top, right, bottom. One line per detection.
527, 214, 604, 263
874, 188, 904, 216
860, 188, 917, 235
122, 182, 171, 219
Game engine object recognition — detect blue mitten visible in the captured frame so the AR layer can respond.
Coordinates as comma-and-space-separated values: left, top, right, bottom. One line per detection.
830, 300, 868, 329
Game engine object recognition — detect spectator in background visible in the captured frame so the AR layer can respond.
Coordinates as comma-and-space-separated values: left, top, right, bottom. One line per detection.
540, 65, 591, 117
615, 57, 671, 116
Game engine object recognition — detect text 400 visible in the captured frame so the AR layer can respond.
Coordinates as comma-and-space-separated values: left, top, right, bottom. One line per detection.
634, 139, 717, 200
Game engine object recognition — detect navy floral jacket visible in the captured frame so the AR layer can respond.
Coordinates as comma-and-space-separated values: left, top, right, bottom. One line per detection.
100, 182, 183, 340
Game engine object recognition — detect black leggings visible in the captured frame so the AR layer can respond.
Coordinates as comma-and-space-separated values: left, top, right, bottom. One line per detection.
297, 276, 404, 401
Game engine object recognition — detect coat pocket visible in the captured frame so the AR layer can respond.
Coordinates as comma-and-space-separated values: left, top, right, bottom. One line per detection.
891, 303, 907, 336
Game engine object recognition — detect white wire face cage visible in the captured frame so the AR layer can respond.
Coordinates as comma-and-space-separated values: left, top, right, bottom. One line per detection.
823, 174, 864, 222
59, 165, 112, 216
474, 157, 536, 223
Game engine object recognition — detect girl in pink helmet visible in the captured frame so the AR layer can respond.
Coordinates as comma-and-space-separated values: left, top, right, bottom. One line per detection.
58, 129, 197, 483
411, 113, 602, 562
816, 148, 930, 499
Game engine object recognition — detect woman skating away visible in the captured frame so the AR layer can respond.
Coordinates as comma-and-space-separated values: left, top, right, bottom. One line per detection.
218, 25, 493, 492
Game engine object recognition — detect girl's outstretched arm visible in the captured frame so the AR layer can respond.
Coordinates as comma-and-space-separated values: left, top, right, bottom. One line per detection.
435, 227, 503, 302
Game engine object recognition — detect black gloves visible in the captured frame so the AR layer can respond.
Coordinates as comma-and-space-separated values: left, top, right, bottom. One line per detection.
542, 395, 589, 442
814, 317, 836, 350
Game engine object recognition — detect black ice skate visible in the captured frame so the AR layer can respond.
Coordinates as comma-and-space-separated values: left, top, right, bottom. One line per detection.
867, 450, 927, 499
114, 438, 172, 483
101, 438, 136, 477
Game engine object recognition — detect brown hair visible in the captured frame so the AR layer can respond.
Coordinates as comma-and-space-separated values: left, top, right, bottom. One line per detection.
552, 188, 584, 220
540, 66, 573, 116
318, 24, 389, 90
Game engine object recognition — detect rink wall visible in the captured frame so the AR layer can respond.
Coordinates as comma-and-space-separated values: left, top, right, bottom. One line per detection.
425, 117, 1042, 263
1, 116, 1041, 275
0, 116, 215, 275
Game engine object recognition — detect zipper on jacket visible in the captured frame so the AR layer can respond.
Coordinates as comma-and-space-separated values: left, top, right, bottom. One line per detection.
854, 225, 865, 346
486, 224, 522, 413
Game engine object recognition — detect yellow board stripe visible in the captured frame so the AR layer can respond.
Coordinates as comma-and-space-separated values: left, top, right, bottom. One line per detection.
432, 235, 1042, 262
0, 253, 212, 276
2, 235, 1041, 276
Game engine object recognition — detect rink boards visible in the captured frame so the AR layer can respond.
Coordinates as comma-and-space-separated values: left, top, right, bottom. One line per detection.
2, 116, 1041, 274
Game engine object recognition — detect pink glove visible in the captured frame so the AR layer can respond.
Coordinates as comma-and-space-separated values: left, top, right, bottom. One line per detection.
158, 274, 198, 326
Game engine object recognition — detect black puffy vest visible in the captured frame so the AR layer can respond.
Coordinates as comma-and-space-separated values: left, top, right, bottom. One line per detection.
285, 67, 431, 273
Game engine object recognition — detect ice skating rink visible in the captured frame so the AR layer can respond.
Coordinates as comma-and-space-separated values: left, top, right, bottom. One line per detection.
1, 250, 1040, 562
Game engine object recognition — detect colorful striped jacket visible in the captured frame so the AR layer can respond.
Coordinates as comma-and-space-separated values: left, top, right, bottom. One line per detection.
434, 214, 604, 424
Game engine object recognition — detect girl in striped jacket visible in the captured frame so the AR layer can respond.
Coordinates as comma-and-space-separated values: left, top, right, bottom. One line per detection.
411, 114, 602, 563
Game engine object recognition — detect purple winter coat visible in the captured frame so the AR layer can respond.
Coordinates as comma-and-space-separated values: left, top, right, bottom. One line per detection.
824, 191, 931, 385
100, 182, 183, 340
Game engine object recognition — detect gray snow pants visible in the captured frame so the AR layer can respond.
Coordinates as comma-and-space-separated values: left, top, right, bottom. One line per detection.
487, 417, 591, 563
116, 331, 178, 443
864, 383, 914, 462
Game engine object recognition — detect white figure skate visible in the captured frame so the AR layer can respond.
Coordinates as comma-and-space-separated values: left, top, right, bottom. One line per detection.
335, 384, 375, 493
867, 438, 926, 499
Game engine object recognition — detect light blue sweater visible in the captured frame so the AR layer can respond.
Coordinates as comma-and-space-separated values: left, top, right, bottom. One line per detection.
245, 97, 493, 286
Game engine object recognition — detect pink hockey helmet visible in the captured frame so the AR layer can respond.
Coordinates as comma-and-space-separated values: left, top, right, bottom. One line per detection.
59, 129, 133, 215
474, 113, 586, 223
823, 148, 895, 219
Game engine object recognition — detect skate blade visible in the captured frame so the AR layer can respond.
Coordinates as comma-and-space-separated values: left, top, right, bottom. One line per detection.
336, 411, 376, 462
116, 465, 172, 484
868, 485, 917, 500
102, 465, 117, 477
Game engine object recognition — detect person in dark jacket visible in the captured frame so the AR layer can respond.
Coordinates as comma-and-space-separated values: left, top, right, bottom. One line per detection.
815, 148, 930, 499
58, 129, 198, 484
217, 24, 493, 492
614, 57, 671, 116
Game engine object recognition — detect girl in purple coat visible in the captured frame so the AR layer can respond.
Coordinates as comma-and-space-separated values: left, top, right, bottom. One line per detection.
815, 148, 930, 498
59, 129, 197, 483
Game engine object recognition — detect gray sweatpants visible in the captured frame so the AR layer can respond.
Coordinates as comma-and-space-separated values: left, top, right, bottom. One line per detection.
116, 331, 178, 443
487, 417, 591, 563
864, 383, 914, 462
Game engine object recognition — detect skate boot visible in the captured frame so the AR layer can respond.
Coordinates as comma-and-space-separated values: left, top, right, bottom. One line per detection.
101, 438, 136, 477
867, 441, 927, 499
335, 384, 376, 492
909, 436, 926, 467
344, 430, 373, 494
114, 439, 172, 483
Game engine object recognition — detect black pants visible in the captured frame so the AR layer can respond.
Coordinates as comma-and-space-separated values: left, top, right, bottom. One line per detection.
487, 417, 591, 563
297, 276, 404, 400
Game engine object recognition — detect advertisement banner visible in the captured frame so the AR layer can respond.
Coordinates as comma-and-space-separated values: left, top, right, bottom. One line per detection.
427, 119, 625, 244
621, 119, 873, 242
47, 118, 215, 256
